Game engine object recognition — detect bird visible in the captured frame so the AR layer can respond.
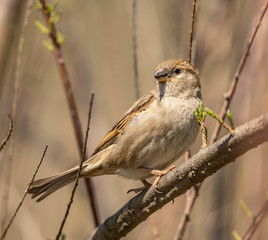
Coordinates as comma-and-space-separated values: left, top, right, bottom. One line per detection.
28, 58, 202, 201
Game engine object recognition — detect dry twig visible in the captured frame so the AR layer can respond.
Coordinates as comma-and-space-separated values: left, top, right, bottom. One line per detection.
1, 0, 33, 233
200, 120, 207, 148
39, 0, 99, 226
173, 184, 200, 240
188, 0, 197, 64
132, 0, 139, 99
56, 93, 94, 240
150, 215, 160, 240
210, 0, 268, 144
175, 1, 268, 239
0, 117, 13, 153
0, 145, 48, 240
242, 199, 268, 240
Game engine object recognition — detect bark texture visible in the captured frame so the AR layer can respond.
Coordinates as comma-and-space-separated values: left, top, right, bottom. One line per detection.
91, 113, 268, 240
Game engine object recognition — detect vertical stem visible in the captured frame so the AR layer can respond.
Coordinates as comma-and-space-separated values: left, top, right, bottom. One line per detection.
132, 0, 139, 99
188, 0, 197, 64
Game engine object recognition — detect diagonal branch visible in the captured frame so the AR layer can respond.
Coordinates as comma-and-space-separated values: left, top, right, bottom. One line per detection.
0, 145, 48, 240
176, 1, 268, 238
0, 117, 13, 153
91, 113, 268, 240
56, 93, 94, 240
39, 0, 100, 226
1, 0, 33, 233
210, 0, 268, 144
242, 199, 268, 240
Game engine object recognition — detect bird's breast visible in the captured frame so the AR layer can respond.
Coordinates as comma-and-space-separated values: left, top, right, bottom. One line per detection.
113, 96, 201, 180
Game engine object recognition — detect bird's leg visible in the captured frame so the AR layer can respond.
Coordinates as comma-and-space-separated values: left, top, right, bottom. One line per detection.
139, 165, 176, 192
127, 180, 151, 194
127, 166, 175, 194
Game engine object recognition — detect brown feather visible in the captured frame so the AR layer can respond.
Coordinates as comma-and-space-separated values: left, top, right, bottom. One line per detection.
28, 92, 155, 201
27, 58, 201, 201
92, 92, 155, 155
28, 167, 79, 201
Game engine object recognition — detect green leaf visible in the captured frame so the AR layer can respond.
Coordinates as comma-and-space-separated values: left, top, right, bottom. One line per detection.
47, 1, 58, 13
200, 102, 203, 115
203, 111, 207, 121
35, 20, 50, 34
240, 200, 253, 218
57, 30, 65, 45
35, 0, 42, 10
232, 231, 241, 240
194, 108, 201, 125
49, 11, 61, 25
204, 107, 216, 119
227, 109, 234, 129
43, 40, 55, 51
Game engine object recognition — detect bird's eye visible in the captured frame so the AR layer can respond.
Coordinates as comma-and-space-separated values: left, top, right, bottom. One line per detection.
174, 68, 181, 74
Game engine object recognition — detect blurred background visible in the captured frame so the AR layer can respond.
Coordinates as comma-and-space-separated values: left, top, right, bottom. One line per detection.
0, 0, 267, 239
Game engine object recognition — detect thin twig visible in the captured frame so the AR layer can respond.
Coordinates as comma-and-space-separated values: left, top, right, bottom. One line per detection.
175, 1, 268, 239
200, 119, 208, 148
1, 0, 33, 233
55, 93, 94, 240
179, 0, 198, 237
173, 150, 196, 240
173, 185, 200, 240
0, 117, 13, 153
150, 216, 160, 240
0, 145, 48, 240
210, 0, 268, 144
205, 107, 235, 135
132, 0, 139, 99
216, 118, 234, 134
184, 150, 190, 162
242, 199, 268, 240
188, 0, 197, 64
39, 0, 100, 227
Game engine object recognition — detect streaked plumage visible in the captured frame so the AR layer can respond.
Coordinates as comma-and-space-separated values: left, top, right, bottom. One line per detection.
28, 59, 202, 201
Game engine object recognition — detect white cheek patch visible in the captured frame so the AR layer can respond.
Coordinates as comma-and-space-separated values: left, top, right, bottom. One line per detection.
175, 74, 183, 79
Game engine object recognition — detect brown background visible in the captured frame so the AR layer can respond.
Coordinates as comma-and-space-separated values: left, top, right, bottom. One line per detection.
0, 0, 268, 239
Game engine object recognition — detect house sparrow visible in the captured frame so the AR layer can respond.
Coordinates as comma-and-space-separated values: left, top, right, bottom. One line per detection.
28, 58, 202, 201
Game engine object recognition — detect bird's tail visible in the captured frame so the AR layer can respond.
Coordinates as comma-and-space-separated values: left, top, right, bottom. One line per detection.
28, 167, 80, 202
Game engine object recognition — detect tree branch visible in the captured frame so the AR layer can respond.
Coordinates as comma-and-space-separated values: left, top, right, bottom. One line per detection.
0, 116, 13, 152
0, 145, 48, 240
91, 113, 268, 240
242, 199, 268, 240
55, 93, 94, 240
39, 0, 100, 226
209, 0, 268, 144
188, 0, 197, 64
132, 0, 139, 100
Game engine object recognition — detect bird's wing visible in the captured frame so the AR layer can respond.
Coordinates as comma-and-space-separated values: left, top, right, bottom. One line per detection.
92, 91, 155, 156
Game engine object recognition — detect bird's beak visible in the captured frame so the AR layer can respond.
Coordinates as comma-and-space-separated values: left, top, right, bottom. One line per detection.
154, 69, 170, 82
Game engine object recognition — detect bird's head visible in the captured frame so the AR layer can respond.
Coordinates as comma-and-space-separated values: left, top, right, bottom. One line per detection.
153, 58, 201, 99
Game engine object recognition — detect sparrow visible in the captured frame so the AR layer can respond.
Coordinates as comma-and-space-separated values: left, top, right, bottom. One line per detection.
28, 58, 202, 201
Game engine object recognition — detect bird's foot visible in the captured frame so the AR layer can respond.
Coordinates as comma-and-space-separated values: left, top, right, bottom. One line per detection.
139, 165, 176, 193
127, 180, 151, 194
